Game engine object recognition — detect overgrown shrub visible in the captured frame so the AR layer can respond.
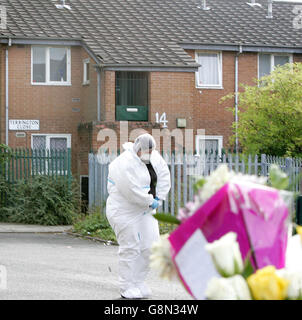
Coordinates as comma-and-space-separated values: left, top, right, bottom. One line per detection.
73, 209, 117, 240
73, 209, 112, 235
0, 144, 12, 207
72, 209, 176, 243
0, 175, 81, 225
222, 63, 302, 157
0, 144, 10, 163
0, 175, 11, 212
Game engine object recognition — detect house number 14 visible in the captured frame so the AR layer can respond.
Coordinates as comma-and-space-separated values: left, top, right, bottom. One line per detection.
155, 112, 168, 128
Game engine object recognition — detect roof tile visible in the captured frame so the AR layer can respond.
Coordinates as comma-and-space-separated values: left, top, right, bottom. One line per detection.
0, 0, 301, 67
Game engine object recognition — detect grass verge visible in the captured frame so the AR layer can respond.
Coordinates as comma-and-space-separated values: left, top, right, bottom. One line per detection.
72, 208, 177, 244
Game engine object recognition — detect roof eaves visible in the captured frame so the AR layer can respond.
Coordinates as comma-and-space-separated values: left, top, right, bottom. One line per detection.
0, 36, 103, 62
0, 35, 83, 42
180, 41, 302, 53
98, 63, 200, 72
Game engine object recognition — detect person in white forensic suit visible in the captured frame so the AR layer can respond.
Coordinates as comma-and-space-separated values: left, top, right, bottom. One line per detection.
106, 133, 171, 299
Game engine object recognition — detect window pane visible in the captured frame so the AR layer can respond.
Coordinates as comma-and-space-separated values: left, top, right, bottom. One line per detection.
50, 48, 67, 82
198, 53, 219, 86
86, 63, 90, 81
274, 55, 289, 68
49, 138, 68, 172
206, 139, 219, 152
32, 135, 46, 149
198, 139, 219, 153
50, 137, 67, 150
116, 72, 148, 107
200, 139, 219, 153
33, 47, 46, 83
32, 135, 46, 173
259, 54, 271, 78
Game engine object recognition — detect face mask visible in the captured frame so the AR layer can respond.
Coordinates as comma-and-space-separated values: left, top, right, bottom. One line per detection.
140, 153, 151, 163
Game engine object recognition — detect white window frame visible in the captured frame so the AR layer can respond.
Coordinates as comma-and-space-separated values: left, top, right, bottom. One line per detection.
83, 58, 90, 85
257, 53, 293, 80
195, 135, 223, 157
31, 133, 71, 174
195, 51, 223, 89
31, 133, 71, 150
31, 46, 71, 86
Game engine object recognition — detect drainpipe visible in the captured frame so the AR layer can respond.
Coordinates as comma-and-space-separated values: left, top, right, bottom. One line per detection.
5, 44, 9, 146
235, 45, 243, 154
95, 65, 104, 122
97, 69, 101, 121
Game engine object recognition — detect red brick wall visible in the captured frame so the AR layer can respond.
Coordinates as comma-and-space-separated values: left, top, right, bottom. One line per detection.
103, 71, 115, 121
0, 44, 99, 176
2, 43, 302, 177
102, 70, 195, 127
85, 51, 302, 157
186, 50, 259, 149
77, 122, 92, 177
92, 70, 195, 157
81, 51, 98, 122
149, 72, 195, 129
77, 121, 161, 175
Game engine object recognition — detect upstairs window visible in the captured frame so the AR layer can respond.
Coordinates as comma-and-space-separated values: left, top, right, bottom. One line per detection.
32, 46, 71, 85
196, 52, 222, 88
258, 53, 292, 79
115, 71, 149, 121
83, 59, 90, 85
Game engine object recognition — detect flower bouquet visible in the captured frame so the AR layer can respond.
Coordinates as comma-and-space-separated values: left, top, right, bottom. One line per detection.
150, 164, 302, 300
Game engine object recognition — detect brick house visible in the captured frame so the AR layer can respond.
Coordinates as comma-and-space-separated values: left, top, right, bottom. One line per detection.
0, 0, 301, 192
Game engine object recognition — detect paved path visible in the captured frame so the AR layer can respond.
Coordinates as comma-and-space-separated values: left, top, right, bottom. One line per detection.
0, 233, 192, 300
0, 223, 72, 233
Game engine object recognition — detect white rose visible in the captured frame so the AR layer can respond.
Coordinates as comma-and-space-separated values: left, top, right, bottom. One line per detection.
205, 232, 244, 277
199, 164, 234, 204
277, 269, 302, 300
205, 275, 252, 300
150, 234, 177, 280
197, 164, 267, 205
286, 234, 302, 272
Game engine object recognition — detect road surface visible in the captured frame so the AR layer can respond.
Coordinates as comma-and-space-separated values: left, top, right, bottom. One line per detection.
0, 233, 192, 300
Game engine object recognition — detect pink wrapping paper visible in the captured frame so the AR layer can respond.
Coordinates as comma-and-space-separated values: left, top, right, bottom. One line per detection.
168, 181, 289, 299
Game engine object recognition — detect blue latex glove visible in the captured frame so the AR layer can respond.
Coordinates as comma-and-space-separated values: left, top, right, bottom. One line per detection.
150, 199, 159, 209
155, 196, 160, 201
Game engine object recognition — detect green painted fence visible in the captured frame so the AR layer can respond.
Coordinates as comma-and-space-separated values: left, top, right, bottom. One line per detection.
0, 147, 72, 185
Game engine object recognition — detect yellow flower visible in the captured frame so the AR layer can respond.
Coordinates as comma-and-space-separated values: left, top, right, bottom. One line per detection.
296, 226, 302, 243
247, 266, 289, 300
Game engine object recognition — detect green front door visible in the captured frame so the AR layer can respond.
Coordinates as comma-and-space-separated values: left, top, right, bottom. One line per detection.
115, 71, 148, 121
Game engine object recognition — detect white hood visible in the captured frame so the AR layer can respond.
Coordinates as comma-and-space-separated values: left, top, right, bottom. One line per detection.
122, 142, 135, 152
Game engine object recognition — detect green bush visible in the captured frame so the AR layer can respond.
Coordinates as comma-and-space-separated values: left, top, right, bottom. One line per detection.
0, 175, 11, 211
73, 210, 117, 242
93, 228, 117, 242
222, 63, 302, 157
73, 210, 110, 233
0, 144, 12, 181
72, 210, 176, 243
158, 221, 177, 234
0, 144, 12, 166
0, 175, 81, 226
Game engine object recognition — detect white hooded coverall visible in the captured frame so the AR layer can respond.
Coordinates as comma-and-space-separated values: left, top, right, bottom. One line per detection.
106, 136, 171, 297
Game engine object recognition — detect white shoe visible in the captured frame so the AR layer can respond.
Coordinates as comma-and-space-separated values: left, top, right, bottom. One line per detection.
120, 287, 143, 299
137, 283, 152, 298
